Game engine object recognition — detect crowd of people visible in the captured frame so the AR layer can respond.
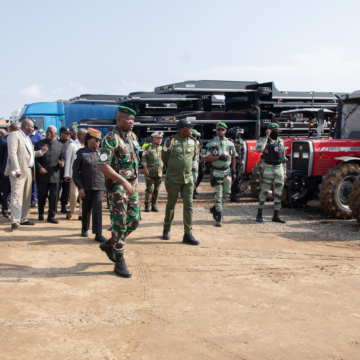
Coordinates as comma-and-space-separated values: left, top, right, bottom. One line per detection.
0, 105, 287, 279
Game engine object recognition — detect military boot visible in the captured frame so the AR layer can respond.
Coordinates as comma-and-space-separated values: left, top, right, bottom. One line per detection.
145, 204, 150, 212
256, 209, 263, 223
193, 191, 199, 200
272, 210, 286, 224
215, 212, 223, 227
183, 233, 200, 245
114, 252, 132, 278
194, 188, 199, 196
99, 239, 116, 263
230, 195, 241, 203
151, 205, 159, 212
209, 206, 215, 215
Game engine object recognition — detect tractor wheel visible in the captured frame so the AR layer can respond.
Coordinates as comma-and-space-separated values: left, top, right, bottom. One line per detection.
249, 160, 273, 200
319, 163, 360, 219
349, 175, 360, 223
282, 187, 313, 208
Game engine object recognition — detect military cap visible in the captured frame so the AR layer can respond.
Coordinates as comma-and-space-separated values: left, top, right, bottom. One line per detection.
267, 123, 279, 129
151, 131, 164, 138
70, 125, 78, 130
192, 129, 200, 136
59, 126, 71, 134
117, 106, 136, 116
177, 118, 193, 129
216, 122, 228, 129
87, 127, 102, 139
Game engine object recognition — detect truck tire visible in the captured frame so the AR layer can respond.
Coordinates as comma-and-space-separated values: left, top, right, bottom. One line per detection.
319, 163, 360, 219
282, 187, 313, 208
249, 160, 273, 200
349, 175, 360, 223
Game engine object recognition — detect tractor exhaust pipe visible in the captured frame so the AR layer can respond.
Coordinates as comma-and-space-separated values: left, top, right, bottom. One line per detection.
334, 94, 343, 139
255, 106, 261, 140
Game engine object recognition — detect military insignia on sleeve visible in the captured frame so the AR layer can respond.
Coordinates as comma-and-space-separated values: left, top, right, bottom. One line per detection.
163, 145, 168, 152
213, 149, 219, 156
275, 147, 279, 151
100, 153, 108, 161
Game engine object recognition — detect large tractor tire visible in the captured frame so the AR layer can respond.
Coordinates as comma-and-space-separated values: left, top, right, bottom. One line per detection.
349, 175, 360, 223
319, 163, 360, 219
249, 160, 273, 200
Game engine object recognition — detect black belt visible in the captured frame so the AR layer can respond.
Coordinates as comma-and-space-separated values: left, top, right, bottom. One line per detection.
264, 162, 282, 166
212, 165, 229, 171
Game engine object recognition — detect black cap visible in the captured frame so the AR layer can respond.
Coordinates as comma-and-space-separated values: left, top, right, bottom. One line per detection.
59, 126, 71, 134
177, 118, 194, 129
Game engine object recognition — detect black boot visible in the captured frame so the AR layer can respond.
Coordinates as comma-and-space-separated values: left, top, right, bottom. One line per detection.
256, 209, 263, 223
194, 188, 199, 195
183, 233, 200, 245
95, 234, 107, 243
99, 239, 115, 262
163, 229, 170, 240
151, 205, 159, 212
193, 191, 199, 200
114, 252, 132, 278
209, 206, 215, 214
230, 195, 241, 203
145, 204, 150, 212
215, 212, 223, 227
272, 210, 286, 224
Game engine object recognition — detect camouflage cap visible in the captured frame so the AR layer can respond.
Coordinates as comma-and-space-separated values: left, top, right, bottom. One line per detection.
267, 123, 279, 129
117, 106, 136, 116
216, 122, 228, 129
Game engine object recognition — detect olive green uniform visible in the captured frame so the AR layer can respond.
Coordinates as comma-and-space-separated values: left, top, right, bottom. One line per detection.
162, 134, 197, 234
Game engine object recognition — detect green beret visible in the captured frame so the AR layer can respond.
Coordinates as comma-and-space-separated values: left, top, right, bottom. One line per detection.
192, 129, 200, 136
216, 122, 228, 129
267, 123, 279, 129
70, 125, 78, 130
117, 106, 136, 116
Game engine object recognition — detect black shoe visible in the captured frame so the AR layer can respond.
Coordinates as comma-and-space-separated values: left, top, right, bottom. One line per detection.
272, 210, 286, 224
183, 233, 200, 245
144, 204, 150, 212
21, 221, 35, 226
38, 214, 44, 221
81, 229, 88, 237
1, 212, 9, 219
95, 234, 107, 242
163, 229, 170, 240
114, 252, 132, 278
193, 192, 199, 199
99, 239, 116, 263
31, 202, 36, 208
11, 223, 19, 230
194, 189, 199, 195
215, 212, 223, 227
61, 206, 68, 214
209, 206, 215, 214
151, 205, 159, 212
256, 209, 263, 223
230, 196, 241, 203
47, 217, 59, 224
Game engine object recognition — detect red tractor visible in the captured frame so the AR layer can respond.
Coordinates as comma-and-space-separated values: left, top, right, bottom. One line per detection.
284, 92, 360, 218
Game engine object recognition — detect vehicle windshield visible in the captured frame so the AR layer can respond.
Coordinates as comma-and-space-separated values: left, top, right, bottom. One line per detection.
341, 102, 360, 139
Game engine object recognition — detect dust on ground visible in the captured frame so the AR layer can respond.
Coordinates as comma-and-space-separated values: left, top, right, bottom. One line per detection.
1, 177, 360, 360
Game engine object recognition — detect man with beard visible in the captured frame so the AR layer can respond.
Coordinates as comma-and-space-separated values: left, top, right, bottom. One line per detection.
255, 123, 286, 224
98, 106, 141, 278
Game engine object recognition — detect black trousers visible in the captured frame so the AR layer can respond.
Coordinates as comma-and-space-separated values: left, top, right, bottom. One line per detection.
37, 182, 59, 219
60, 179, 70, 207
1, 175, 11, 213
82, 190, 104, 235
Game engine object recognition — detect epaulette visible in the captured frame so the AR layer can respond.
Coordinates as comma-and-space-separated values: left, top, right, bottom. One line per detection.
228, 138, 235, 143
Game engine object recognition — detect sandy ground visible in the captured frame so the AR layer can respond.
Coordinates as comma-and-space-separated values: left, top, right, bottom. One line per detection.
1, 177, 360, 360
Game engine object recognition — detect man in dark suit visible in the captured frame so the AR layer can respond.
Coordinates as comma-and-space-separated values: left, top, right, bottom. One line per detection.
0, 123, 20, 218
35, 126, 65, 224
58, 126, 71, 214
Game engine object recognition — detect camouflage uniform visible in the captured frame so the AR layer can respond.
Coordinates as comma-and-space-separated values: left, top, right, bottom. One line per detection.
142, 143, 163, 206
255, 137, 286, 210
204, 136, 237, 212
98, 128, 141, 254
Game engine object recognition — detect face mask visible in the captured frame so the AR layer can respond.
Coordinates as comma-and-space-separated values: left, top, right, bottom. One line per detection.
270, 130, 279, 139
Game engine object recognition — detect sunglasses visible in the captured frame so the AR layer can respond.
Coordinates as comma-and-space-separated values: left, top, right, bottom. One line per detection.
216, 128, 226, 132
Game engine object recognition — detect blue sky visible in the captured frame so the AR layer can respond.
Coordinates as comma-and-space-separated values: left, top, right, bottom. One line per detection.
1, 0, 360, 118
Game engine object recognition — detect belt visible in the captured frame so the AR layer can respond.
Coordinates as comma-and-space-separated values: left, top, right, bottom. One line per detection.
212, 166, 229, 171
264, 162, 282, 166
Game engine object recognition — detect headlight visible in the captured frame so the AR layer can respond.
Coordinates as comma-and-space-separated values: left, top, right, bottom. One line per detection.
293, 152, 300, 158
302, 153, 309, 159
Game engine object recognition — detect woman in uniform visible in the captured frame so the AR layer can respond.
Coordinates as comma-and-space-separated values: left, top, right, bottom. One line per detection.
73, 128, 107, 242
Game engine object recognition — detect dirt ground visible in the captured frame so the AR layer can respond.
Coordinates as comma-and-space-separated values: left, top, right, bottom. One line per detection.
1, 177, 360, 360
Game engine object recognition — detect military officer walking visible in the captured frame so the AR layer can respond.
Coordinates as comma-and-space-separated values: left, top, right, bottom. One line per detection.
161, 119, 199, 245
203, 122, 237, 227
98, 106, 141, 278
191, 129, 201, 199
255, 123, 286, 224
142, 131, 164, 212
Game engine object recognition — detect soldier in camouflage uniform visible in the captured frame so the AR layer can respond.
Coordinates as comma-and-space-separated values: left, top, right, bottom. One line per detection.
191, 129, 200, 199
98, 106, 141, 278
203, 122, 237, 227
142, 131, 163, 212
255, 123, 286, 224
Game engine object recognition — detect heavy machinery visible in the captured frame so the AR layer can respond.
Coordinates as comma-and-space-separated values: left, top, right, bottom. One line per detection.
284, 92, 360, 218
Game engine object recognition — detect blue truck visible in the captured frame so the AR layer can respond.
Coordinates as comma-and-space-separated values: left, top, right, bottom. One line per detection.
17, 94, 122, 137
